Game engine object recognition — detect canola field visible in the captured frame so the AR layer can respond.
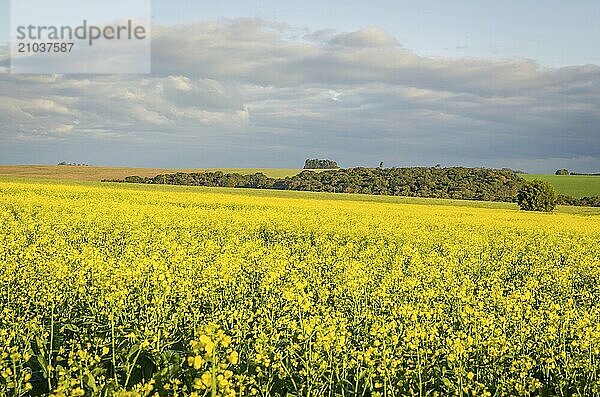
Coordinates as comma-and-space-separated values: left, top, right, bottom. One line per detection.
1, 179, 599, 397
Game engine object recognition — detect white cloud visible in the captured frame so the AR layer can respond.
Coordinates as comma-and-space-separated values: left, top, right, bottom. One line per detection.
328, 28, 399, 48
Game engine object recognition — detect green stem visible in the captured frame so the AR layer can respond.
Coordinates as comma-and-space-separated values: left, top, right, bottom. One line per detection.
211, 347, 217, 397
48, 304, 54, 393
125, 347, 143, 389
12, 357, 19, 397
417, 348, 423, 397
111, 312, 118, 386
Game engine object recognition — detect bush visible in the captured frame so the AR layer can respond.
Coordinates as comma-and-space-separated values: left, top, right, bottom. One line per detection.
555, 169, 569, 175
517, 180, 557, 212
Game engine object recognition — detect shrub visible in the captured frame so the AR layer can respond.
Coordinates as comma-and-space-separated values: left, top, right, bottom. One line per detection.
555, 169, 570, 175
517, 180, 557, 212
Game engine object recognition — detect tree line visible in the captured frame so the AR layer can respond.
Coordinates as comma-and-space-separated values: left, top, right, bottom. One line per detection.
555, 169, 600, 176
112, 167, 521, 201
107, 167, 599, 208
556, 195, 600, 207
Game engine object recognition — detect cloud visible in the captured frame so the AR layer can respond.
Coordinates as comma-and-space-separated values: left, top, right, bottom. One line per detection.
0, 72, 249, 140
149, 20, 600, 98
0, 19, 599, 172
328, 28, 399, 48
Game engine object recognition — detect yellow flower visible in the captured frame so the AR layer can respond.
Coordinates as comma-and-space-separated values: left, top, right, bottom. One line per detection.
193, 355, 204, 370
201, 371, 212, 387
227, 351, 239, 365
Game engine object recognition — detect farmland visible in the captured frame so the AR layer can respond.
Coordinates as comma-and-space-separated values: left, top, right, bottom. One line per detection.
0, 165, 302, 182
2, 166, 599, 201
1, 178, 599, 396
521, 174, 600, 198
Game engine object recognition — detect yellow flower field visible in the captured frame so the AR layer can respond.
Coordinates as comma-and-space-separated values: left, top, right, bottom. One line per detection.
1, 180, 599, 396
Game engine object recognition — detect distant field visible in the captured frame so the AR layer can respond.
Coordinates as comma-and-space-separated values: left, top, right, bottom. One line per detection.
0, 165, 302, 181
522, 174, 600, 197
2, 165, 598, 205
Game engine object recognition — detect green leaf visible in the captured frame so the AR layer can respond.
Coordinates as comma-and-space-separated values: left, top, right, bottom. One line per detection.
84, 372, 98, 393
37, 355, 49, 378
128, 343, 141, 360
35, 336, 47, 356
62, 324, 80, 333
442, 377, 453, 389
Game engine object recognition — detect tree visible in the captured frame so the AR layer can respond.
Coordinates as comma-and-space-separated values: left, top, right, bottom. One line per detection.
555, 169, 569, 175
304, 159, 339, 169
516, 180, 557, 212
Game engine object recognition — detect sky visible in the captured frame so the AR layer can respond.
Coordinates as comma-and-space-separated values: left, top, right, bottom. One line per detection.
1, 0, 599, 172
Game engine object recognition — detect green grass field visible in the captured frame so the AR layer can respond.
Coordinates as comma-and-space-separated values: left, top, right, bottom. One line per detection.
522, 174, 600, 197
